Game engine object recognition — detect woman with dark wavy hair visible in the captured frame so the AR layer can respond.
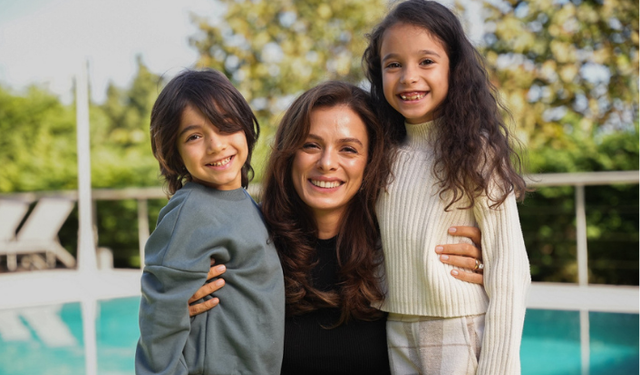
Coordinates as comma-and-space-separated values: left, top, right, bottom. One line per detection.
260, 81, 390, 374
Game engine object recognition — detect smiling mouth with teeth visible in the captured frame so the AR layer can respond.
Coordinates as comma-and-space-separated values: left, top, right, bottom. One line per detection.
399, 92, 427, 101
310, 179, 343, 189
207, 156, 233, 167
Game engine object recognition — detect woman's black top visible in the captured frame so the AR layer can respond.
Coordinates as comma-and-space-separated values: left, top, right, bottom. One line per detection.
280, 237, 391, 375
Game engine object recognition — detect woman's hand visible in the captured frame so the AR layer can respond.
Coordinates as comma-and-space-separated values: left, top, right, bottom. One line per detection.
188, 260, 226, 317
435, 226, 484, 285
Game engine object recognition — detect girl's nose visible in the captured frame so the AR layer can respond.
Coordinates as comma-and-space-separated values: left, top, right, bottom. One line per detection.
317, 149, 337, 171
400, 66, 418, 85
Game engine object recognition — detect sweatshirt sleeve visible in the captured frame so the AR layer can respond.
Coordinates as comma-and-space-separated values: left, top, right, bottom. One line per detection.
474, 193, 531, 375
135, 194, 213, 375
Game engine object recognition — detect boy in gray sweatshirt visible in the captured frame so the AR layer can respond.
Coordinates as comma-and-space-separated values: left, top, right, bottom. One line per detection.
135, 69, 284, 375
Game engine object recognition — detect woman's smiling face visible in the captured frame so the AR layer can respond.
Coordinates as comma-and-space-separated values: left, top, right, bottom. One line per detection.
291, 105, 369, 222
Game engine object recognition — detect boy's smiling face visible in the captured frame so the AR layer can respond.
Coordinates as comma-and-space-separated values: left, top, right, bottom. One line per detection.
380, 22, 450, 124
177, 104, 248, 190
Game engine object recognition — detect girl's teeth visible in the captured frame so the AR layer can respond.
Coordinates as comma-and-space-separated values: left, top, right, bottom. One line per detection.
209, 157, 231, 166
400, 93, 425, 100
311, 180, 341, 188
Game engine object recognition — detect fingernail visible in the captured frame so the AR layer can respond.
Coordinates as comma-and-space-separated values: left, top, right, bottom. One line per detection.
451, 270, 459, 276
440, 254, 449, 261
215, 279, 225, 286
435, 246, 443, 253
448, 227, 457, 233
216, 265, 226, 272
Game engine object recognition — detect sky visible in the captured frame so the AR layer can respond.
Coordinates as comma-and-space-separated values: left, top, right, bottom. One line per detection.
0, 0, 482, 104
0, 0, 217, 103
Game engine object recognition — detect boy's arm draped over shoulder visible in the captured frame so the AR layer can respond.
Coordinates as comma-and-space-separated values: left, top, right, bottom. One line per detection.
135, 190, 215, 375
474, 191, 531, 375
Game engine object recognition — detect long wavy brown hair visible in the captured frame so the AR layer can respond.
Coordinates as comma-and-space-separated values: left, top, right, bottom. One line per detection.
261, 81, 391, 325
150, 69, 259, 195
363, 0, 526, 209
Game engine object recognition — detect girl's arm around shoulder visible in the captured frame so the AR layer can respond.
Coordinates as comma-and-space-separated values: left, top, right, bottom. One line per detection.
473, 192, 531, 375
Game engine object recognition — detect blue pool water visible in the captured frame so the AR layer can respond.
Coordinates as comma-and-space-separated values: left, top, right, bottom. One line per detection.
0, 298, 637, 375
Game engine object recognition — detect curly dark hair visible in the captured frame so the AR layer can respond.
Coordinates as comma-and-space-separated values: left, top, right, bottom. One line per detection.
150, 69, 259, 195
363, 0, 526, 209
261, 81, 391, 325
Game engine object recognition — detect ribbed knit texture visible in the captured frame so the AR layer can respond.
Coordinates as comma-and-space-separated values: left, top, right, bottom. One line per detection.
376, 120, 531, 375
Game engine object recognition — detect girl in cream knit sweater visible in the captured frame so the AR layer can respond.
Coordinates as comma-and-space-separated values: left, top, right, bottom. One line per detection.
363, 1, 531, 374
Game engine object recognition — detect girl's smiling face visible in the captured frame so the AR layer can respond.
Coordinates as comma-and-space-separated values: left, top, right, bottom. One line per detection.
291, 105, 369, 224
177, 104, 248, 190
380, 23, 450, 124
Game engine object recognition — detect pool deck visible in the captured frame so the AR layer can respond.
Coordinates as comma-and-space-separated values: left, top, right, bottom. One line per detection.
0, 268, 142, 310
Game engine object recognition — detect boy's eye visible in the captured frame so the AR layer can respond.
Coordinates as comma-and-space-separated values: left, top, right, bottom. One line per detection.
185, 134, 201, 142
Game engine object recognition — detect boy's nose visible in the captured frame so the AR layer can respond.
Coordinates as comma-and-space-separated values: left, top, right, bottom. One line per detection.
207, 136, 226, 153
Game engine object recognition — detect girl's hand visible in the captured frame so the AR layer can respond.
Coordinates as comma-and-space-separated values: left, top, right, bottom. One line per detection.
188, 259, 226, 317
435, 226, 484, 285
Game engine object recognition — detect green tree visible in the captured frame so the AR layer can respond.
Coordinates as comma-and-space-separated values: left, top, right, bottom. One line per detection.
0, 85, 77, 192
482, 0, 639, 159
92, 56, 164, 188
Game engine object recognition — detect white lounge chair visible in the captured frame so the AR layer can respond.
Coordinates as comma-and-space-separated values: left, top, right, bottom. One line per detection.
0, 200, 30, 268
3, 198, 76, 271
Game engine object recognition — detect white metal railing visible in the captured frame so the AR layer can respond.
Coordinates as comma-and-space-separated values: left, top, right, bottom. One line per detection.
524, 170, 639, 375
2, 171, 636, 281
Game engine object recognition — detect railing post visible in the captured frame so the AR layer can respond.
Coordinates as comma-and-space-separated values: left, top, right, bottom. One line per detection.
575, 184, 590, 375
137, 198, 150, 269
575, 184, 588, 286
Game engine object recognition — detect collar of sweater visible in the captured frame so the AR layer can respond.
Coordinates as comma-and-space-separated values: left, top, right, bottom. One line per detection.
404, 119, 438, 149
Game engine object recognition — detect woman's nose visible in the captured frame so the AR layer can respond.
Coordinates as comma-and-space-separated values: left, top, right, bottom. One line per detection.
317, 149, 337, 171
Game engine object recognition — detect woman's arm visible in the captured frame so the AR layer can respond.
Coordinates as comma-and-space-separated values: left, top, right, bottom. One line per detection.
436, 226, 484, 285
188, 260, 226, 317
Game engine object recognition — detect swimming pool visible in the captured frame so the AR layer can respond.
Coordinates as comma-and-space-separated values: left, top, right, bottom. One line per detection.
0, 297, 637, 375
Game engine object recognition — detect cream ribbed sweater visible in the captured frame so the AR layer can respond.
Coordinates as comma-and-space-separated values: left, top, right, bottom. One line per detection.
376, 120, 531, 375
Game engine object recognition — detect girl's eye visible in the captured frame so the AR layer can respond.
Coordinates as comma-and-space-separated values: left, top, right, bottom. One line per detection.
385, 62, 401, 69
420, 59, 434, 66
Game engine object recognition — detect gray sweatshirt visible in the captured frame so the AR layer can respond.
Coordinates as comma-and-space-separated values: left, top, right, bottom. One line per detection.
136, 182, 285, 375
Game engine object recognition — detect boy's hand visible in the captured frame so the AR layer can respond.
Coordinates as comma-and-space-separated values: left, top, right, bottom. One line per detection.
436, 226, 484, 285
188, 260, 226, 317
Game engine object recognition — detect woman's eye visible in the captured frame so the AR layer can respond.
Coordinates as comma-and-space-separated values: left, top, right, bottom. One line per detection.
302, 142, 320, 150
342, 146, 358, 154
